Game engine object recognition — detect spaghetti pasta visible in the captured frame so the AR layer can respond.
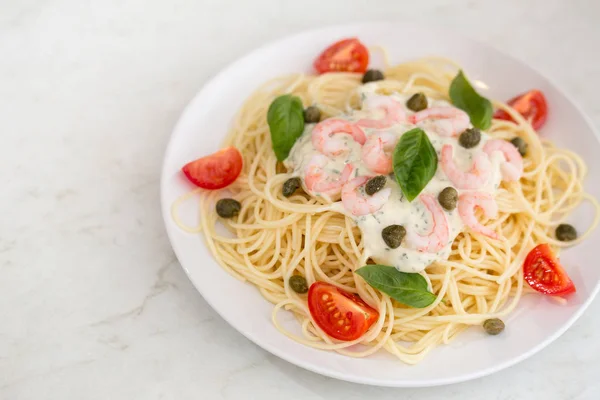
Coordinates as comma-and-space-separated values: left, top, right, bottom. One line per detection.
172, 56, 599, 364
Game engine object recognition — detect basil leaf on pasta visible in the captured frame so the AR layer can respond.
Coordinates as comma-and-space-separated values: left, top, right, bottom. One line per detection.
392, 128, 437, 202
355, 265, 436, 308
267, 95, 305, 161
449, 70, 493, 130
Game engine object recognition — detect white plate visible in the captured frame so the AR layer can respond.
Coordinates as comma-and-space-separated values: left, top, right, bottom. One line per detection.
160, 22, 600, 387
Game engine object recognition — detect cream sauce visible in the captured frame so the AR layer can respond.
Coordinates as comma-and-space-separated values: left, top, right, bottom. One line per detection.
285, 85, 503, 273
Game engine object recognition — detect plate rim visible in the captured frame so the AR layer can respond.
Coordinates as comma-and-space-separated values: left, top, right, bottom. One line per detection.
160, 21, 600, 387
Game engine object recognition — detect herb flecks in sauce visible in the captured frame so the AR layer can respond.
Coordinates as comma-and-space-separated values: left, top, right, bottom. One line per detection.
284, 90, 504, 273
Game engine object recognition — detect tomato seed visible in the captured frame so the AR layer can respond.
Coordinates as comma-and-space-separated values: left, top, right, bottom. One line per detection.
535, 269, 543, 280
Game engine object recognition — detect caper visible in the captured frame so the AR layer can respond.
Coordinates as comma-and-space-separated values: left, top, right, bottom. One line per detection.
458, 128, 481, 149
282, 177, 302, 197
406, 93, 428, 112
365, 175, 387, 196
362, 69, 385, 84
438, 187, 458, 211
510, 137, 528, 156
216, 198, 241, 218
483, 318, 505, 335
303, 106, 321, 123
381, 225, 406, 249
289, 275, 308, 294
556, 223, 577, 242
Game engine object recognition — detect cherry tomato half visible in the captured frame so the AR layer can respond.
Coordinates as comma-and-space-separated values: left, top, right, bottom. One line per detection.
307, 281, 379, 341
313, 38, 369, 74
494, 89, 548, 130
523, 244, 576, 296
181, 146, 243, 190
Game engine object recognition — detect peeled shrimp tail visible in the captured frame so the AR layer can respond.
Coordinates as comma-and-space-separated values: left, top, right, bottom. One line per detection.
409, 107, 470, 137
405, 194, 449, 253
341, 176, 391, 216
483, 139, 524, 182
311, 119, 367, 157
440, 144, 492, 190
361, 132, 397, 174
304, 155, 353, 197
458, 192, 499, 239
356, 95, 406, 129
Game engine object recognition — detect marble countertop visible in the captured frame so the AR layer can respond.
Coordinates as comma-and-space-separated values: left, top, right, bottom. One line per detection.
2, 1, 599, 399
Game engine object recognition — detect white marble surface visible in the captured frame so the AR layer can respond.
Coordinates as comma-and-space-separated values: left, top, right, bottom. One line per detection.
1, 0, 599, 399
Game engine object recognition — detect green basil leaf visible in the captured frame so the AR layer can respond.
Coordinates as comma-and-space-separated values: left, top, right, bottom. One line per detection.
355, 265, 436, 308
392, 128, 437, 202
267, 95, 305, 161
449, 70, 493, 130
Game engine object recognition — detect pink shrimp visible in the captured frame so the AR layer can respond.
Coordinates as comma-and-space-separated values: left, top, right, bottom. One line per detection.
409, 107, 470, 137
304, 155, 353, 197
483, 139, 524, 182
361, 132, 398, 174
440, 144, 492, 190
356, 95, 406, 129
341, 176, 391, 216
405, 194, 450, 253
311, 119, 367, 157
458, 192, 499, 239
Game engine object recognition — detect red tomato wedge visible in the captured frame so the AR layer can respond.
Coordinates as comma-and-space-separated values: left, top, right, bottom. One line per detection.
523, 244, 576, 296
313, 38, 369, 74
494, 89, 548, 130
181, 147, 243, 190
307, 281, 379, 341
